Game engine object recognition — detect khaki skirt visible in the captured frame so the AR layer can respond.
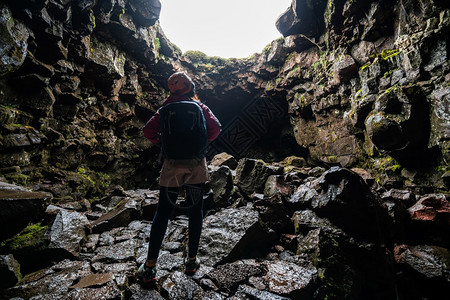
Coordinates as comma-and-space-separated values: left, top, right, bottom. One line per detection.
159, 158, 210, 187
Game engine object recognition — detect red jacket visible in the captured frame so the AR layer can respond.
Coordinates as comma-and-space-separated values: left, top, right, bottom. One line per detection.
143, 95, 221, 144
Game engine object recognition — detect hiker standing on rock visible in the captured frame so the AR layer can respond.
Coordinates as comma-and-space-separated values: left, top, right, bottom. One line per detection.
139, 72, 221, 283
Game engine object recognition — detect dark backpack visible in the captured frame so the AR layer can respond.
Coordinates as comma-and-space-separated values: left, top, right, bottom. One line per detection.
159, 100, 208, 160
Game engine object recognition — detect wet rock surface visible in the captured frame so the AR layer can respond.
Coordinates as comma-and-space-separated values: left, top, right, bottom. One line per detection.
1, 155, 449, 299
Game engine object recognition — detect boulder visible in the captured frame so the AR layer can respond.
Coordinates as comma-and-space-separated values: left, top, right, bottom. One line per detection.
234, 158, 283, 196
394, 244, 450, 298
332, 54, 358, 84
429, 87, 450, 146
206, 260, 265, 294
263, 259, 317, 298
234, 285, 291, 300
67, 281, 122, 299
365, 86, 430, 161
406, 194, 450, 247
160, 270, 217, 300
0, 182, 52, 240
275, 0, 327, 37
92, 196, 143, 234
198, 204, 269, 266
128, 0, 161, 27
210, 152, 238, 170
0, 260, 91, 299
126, 283, 165, 300
255, 193, 291, 233
208, 165, 234, 208
0, 4, 29, 76
394, 244, 450, 281
48, 209, 90, 257
296, 167, 390, 241
0, 254, 21, 290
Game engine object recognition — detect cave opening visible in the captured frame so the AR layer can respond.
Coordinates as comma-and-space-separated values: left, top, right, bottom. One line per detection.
159, 0, 292, 58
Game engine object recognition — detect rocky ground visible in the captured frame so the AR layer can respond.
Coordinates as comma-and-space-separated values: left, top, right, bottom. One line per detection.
1, 154, 449, 299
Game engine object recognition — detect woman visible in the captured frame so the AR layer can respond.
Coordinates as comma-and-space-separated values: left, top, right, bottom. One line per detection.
139, 72, 221, 283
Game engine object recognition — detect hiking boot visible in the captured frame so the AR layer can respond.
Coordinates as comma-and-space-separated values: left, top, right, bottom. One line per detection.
184, 257, 200, 275
138, 263, 157, 283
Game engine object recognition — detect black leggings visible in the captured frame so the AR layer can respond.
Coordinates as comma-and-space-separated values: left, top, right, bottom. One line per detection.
147, 184, 204, 260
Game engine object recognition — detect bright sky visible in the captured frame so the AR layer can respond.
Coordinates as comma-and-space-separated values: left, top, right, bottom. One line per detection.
159, 0, 292, 58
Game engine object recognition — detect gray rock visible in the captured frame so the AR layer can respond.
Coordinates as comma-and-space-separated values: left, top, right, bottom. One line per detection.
93, 239, 140, 263
0, 254, 21, 289
235, 284, 291, 300
209, 165, 234, 208
394, 244, 450, 281
92, 197, 142, 234
198, 205, 267, 266
263, 260, 317, 298
48, 209, 89, 257
161, 271, 204, 300
207, 260, 265, 293
234, 158, 283, 196
0, 260, 91, 299
127, 283, 165, 300
0, 5, 29, 76
0, 183, 51, 240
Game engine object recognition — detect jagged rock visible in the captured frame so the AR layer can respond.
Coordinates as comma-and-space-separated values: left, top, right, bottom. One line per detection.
293, 167, 390, 241
406, 194, 450, 247
332, 54, 358, 84
0, 182, 51, 240
69, 272, 114, 289
208, 165, 234, 208
0, 254, 21, 290
210, 152, 238, 170
394, 244, 450, 281
234, 158, 283, 196
0, 259, 92, 299
67, 281, 122, 300
20, 87, 56, 117
0, 4, 29, 76
365, 86, 430, 156
198, 204, 269, 266
206, 260, 265, 294
380, 188, 415, 238
284, 34, 316, 53
430, 86, 450, 145
296, 227, 396, 299
292, 209, 336, 234
275, 0, 327, 37
92, 238, 140, 263
351, 40, 377, 65
289, 178, 319, 212
161, 270, 204, 300
255, 193, 291, 233
263, 259, 317, 298
234, 284, 291, 300
48, 208, 89, 257
393, 243, 450, 298
92, 196, 143, 234
128, 0, 161, 27
126, 283, 165, 299
264, 175, 294, 199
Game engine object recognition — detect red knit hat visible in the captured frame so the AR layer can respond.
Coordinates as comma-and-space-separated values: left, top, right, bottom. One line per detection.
167, 72, 194, 95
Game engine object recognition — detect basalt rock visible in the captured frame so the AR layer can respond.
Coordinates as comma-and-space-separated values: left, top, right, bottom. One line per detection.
0, 182, 52, 240
0, 254, 21, 290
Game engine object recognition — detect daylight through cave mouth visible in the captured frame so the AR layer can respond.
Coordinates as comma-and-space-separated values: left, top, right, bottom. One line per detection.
158, 0, 292, 58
